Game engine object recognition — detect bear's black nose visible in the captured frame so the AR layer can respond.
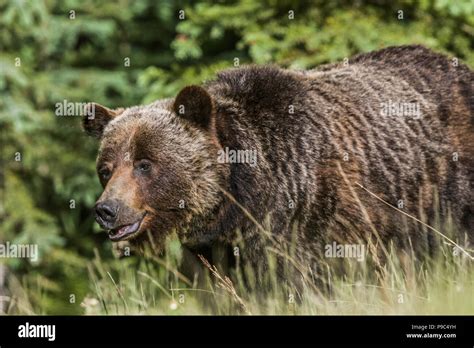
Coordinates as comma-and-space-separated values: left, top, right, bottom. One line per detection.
95, 201, 118, 228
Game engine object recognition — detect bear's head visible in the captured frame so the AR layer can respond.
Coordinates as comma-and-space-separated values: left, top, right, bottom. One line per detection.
83, 86, 229, 251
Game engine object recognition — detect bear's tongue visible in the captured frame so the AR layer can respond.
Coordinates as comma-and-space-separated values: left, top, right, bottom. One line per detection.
108, 220, 141, 241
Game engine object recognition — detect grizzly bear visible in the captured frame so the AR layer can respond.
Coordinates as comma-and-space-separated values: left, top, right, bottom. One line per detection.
83, 45, 473, 283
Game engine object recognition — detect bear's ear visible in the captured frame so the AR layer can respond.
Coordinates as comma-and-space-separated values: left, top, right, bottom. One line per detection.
83, 103, 123, 138
173, 85, 214, 129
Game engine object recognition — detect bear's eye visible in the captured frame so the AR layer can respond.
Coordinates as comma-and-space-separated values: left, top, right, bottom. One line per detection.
98, 167, 111, 180
135, 160, 151, 173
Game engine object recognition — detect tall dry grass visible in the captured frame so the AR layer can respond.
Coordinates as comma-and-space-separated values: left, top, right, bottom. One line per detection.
4, 181, 474, 315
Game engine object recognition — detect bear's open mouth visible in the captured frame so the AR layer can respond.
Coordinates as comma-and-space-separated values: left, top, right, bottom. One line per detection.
108, 214, 146, 241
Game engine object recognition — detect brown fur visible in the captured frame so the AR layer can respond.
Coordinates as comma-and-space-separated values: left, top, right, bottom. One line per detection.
83, 45, 473, 282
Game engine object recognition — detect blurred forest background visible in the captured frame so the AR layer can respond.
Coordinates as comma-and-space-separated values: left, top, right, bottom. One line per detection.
1, 0, 473, 314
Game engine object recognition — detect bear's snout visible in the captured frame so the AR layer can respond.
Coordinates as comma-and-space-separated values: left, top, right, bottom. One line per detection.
95, 200, 119, 229
94, 198, 148, 242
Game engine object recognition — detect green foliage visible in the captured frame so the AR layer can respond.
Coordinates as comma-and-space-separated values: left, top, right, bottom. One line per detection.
0, 0, 473, 314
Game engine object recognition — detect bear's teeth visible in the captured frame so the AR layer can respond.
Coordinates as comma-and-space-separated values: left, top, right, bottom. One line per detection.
108, 220, 141, 240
